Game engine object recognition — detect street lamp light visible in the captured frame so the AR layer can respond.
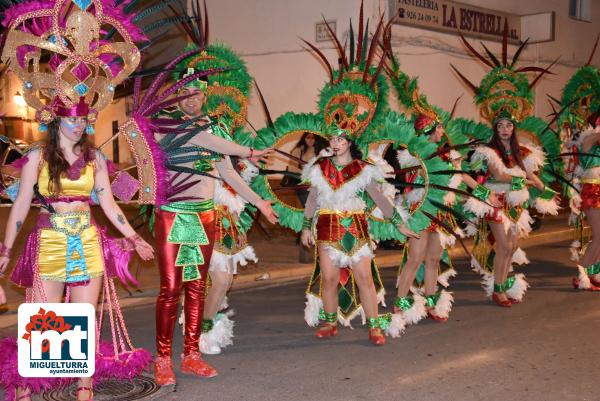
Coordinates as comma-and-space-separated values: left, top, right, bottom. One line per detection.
13, 91, 26, 107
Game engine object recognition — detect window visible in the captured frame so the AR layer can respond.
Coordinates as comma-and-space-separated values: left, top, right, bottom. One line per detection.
569, 0, 592, 22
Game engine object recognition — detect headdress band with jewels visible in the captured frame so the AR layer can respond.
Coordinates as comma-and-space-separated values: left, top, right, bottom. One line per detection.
181, 67, 208, 91
1, 0, 145, 129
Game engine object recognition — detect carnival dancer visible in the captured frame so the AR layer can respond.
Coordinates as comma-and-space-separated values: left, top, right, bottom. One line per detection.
469, 114, 548, 306
449, 25, 561, 306
572, 111, 600, 289
556, 38, 600, 290
300, 125, 417, 346
393, 110, 497, 322
151, 70, 278, 382
0, 1, 159, 399
200, 158, 259, 354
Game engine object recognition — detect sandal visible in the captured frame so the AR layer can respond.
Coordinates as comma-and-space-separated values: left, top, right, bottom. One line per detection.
76, 386, 94, 401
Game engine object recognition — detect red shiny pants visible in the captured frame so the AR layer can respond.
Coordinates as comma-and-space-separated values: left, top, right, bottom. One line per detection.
154, 208, 216, 357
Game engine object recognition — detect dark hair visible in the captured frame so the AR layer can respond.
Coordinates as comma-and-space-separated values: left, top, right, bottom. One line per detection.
349, 139, 363, 160
293, 132, 327, 155
45, 118, 94, 194
488, 119, 524, 169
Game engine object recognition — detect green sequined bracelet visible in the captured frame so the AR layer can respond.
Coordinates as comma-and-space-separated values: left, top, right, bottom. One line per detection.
367, 313, 392, 330
540, 185, 558, 200
473, 184, 491, 201
511, 176, 526, 191
302, 217, 313, 230
389, 209, 404, 226
320, 311, 337, 324
425, 293, 441, 308
587, 262, 600, 276
394, 295, 414, 311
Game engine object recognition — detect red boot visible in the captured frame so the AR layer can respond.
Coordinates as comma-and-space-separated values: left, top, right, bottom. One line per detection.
153, 356, 176, 386
180, 352, 218, 378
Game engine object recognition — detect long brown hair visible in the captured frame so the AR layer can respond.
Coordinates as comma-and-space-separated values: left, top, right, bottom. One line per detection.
488, 120, 524, 170
45, 119, 94, 194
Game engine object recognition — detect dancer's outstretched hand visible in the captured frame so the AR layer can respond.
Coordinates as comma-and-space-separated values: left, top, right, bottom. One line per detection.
251, 148, 273, 163
301, 229, 315, 247
398, 224, 419, 239
256, 200, 278, 224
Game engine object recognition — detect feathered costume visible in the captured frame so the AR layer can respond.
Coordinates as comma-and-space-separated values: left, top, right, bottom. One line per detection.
382, 45, 476, 321
164, 5, 264, 355
450, 24, 562, 299
0, 0, 168, 398
557, 36, 600, 290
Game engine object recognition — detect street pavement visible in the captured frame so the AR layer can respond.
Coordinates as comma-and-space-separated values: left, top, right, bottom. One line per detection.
4, 239, 594, 401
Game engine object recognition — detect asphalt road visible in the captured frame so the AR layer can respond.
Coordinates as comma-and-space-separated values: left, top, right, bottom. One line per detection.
3, 240, 599, 401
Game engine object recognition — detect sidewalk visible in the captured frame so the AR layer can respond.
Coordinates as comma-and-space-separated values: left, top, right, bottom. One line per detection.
0, 211, 580, 328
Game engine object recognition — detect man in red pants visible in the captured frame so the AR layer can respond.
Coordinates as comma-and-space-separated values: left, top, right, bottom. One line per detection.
153, 74, 277, 385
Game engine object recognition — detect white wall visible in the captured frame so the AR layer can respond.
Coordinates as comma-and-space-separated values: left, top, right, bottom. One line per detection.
198, 0, 598, 124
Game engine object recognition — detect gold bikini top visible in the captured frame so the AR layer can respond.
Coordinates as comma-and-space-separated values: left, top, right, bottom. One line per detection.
37, 159, 95, 198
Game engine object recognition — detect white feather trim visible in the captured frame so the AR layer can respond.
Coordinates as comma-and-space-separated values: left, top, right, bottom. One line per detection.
576, 266, 592, 289
437, 268, 457, 288
239, 159, 259, 183
406, 188, 426, 205
533, 197, 560, 215
471, 256, 485, 275
339, 308, 363, 327
304, 293, 323, 327
432, 290, 454, 318
302, 159, 383, 211
481, 272, 495, 297
213, 180, 247, 214
438, 230, 455, 249
384, 313, 406, 338
464, 197, 494, 218
324, 243, 373, 268
397, 149, 420, 167
471, 146, 526, 178
505, 273, 529, 301
514, 209, 533, 236
464, 222, 479, 238
505, 188, 530, 207
521, 144, 546, 173
402, 293, 427, 325
209, 246, 258, 274
511, 248, 529, 265
200, 314, 234, 354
